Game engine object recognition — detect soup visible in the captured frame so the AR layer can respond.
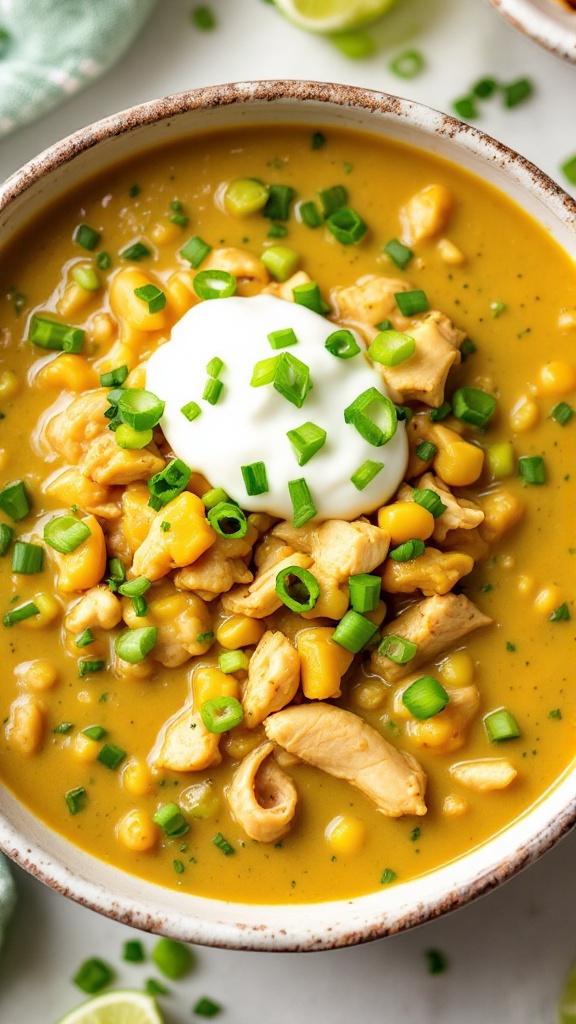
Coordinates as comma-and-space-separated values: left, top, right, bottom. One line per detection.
0, 126, 574, 905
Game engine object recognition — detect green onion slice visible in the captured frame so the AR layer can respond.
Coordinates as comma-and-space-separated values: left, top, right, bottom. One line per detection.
325, 328, 360, 359
121, 241, 151, 262
484, 707, 521, 742
261, 246, 300, 282
28, 315, 85, 353
402, 676, 449, 719
207, 502, 248, 539
218, 650, 249, 674
518, 455, 546, 485
0, 480, 30, 521
395, 289, 429, 316
115, 626, 157, 664
332, 609, 378, 653
318, 185, 347, 217
212, 832, 235, 855
430, 401, 452, 422
287, 421, 326, 466
273, 352, 313, 409
97, 743, 126, 770
378, 634, 418, 664
181, 400, 201, 422
299, 200, 322, 228
11, 540, 44, 574
388, 538, 426, 561
288, 477, 317, 528
117, 388, 165, 430
0, 523, 14, 556
389, 49, 425, 79
368, 330, 416, 367
383, 238, 414, 269
148, 459, 191, 510
326, 206, 367, 245
99, 365, 128, 388
75, 629, 94, 648
241, 461, 269, 496
44, 515, 92, 554
201, 487, 229, 510
416, 441, 438, 462
413, 488, 446, 518
268, 327, 298, 350
118, 576, 152, 598
82, 725, 107, 741
73, 958, 113, 995
3, 601, 39, 627
348, 573, 381, 613
350, 460, 384, 491
134, 284, 166, 314
153, 802, 189, 837
344, 387, 398, 447
550, 602, 570, 622
115, 424, 154, 450
275, 565, 320, 613
193, 269, 237, 300
206, 356, 224, 378
71, 266, 100, 292
65, 787, 87, 816
201, 695, 244, 734
550, 401, 574, 426
263, 184, 296, 221
292, 281, 330, 315
78, 659, 105, 677
202, 378, 224, 405
73, 224, 100, 251
180, 234, 212, 268
452, 386, 497, 427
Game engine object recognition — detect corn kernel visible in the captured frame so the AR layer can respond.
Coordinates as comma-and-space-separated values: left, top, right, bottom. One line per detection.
434, 441, 484, 487
537, 361, 576, 396
486, 442, 514, 479
179, 780, 220, 819
165, 270, 200, 319
297, 626, 353, 700
17, 659, 58, 691
110, 268, 166, 332
189, 471, 212, 497
20, 592, 61, 630
517, 574, 535, 596
377, 500, 435, 544
509, 395, 540, 432
5, 695, 44, 755
122, 758, 155, 797
193, 665, 240, 707
351, 679, 387, 710
326, 815, 366, 857
0, 370, 21, 400
439, 651, 475, 688
558, 309, 576, 331
437, 238, 466, 265
72, 732, 100, 762
534, 584, 564, 617
35, 354, 98, 393
57, 281, 93, 317
90, 312, 117, 345
442, 794, 469, 817
116, 810, 158, 852
150, 219, 183, 246
216, 615, 266, 650
0, 449, 9, 472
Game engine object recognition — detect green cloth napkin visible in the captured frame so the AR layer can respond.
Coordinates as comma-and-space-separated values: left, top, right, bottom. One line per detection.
0, 854, 16, 947
0, 0, 158, 140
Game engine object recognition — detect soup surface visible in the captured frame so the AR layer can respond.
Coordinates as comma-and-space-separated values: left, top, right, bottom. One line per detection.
0, 126, 575, 904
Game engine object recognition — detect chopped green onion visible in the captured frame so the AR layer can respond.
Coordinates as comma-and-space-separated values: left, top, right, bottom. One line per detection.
115, 626, 157, 664
145, 979, 170, 997
241, 461, 269, 496
292, 280, 330, 315
0, 523, 14, 556
152, 803, 189, 838
224, 178, 269, 217
160, 521, 171, 533
330, 29, 376, 59
65, 787, 87, 815
191, 5, 216, 30
484, 707, 521, 741
201, 488, 228, 511
324, 328, 360, 359
311, 131, 326, 150
452, 386, 496, 427
389, 48, 425, 79
54, 722, 74, 734
426, 950, 448, 975
416, 441, 438, 462
75, 629, 94, 648
3, 601, 39, 627
430, 401, 452, 423
206, 356, 224, 378
202, 377, 224, 405
7, 286, 26, 316
413, 488, 446, 518
383, 238, 413, 269
326, 206, 367, 245
263, 184, 296, 221
129, 184, 141, 198
378, 634, 418, 664
350, 460, 384, 490
44, 515, 91, 554
0, 480, 30, 521
82, 725, 107, 741
173, 859, 185, 874
275, 565, 320, 613
250, 355, 281, 388
268, 327, 298, 350
123, 940, 145, 963
561, 155, 576, 186
218, 650, 249, 674
550, 602, 570, 622
134, 284, 166, 314
107, 556, 126, 585
389, 538, 426, 561
73, 224, 100, 251
380, 868, 397, 885
368, 330, 416, 367
453, 96, 478, 120
288, 477, 317, 528
120, 241, 151, 262
181, 401, 201, 422
395, 289, 429, 316
550, 401, 574, 426
115, 424, 153, 450
375, 319, 393, 332
201, 695, 244, 734
97, 743, 126, 770
96, 252, 112, 271
333, 609, 378, 653
28, 315, 85, 352
118, 576, 151, 598
11, 540, 44, 574
117, 388, 165, 430
402, 676, 449, 720
212, 832, 235, 855
196, 631, 214, 644
194, 997, 222, 1018
268, 223, 288, 239
486, 442, 514, 479
207, 501, 248, 539
261, 245, 300, 282
194, 269, 237, 300
71, 265, 100, 291
299, 200, 322, 228
180, 235, 212, 268
348, 573, 381, 613
318, 185, 347, 217
148, 459, 191, 509
518, 455, 546, 485
73, 958, 113, 994
168, 199, 189, 226
502, 77, 533, 108
287, 421, 326, 466
460, 337, 477, 361
131, 595, 147, 617
472, 77, 498, 98
78, 659, 105, 677
273, 352, 313, 409
99, 364, 128, 388
344, 387, 398, 447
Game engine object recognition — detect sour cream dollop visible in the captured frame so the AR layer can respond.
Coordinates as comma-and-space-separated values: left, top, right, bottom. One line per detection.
146, 295, 408, 522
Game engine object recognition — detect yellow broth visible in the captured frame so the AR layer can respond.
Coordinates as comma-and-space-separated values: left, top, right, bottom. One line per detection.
0, 125, 574, 903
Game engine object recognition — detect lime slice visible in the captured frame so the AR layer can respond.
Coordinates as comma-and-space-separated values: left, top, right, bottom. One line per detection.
273, 0, 399, 33
55, 990, 165, 1024
559, 962, 576, 1024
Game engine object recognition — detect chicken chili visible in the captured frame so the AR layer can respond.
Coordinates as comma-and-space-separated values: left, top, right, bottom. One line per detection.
0, 126, 575, 903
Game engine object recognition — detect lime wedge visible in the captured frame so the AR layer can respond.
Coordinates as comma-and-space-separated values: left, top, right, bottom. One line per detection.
273, 0, 399, 32
559, 962, 576, 1024
54, 990, 165, 1024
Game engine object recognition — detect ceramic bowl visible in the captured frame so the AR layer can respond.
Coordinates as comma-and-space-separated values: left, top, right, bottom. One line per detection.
488, 0, 576, 63
1, 82, 576, 952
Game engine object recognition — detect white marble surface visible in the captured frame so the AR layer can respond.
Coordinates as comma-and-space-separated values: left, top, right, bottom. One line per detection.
1, 0, 575, 1020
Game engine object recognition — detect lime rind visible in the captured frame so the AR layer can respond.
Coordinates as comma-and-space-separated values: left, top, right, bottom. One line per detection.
54, 990, 164, 1024
273, 0, 400, 33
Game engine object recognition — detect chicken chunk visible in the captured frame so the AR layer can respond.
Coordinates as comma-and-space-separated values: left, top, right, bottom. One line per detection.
381, 546, 474, 597
64, 586, 123, 633
121, 483, 157, 554
331, 274, 412, 330
478, 490, 524, 545
243, 631, 301, 729
411, 472, 484, 543
400, 184, 453, 245
375, 314, 463, 408
173, 524, 258, 601
81, 432, 165, 486
271, 520, 316, 554
44, 468, 120, 520
265, 703, 427, 818
227, 740, 297, 843
131, 491, 216, 582
371, 593, 492, 683
122, 585, 213, 667
203, 247, 269, 295
44, 389, 110, 463
310, 519, 390, 584
449, 758, 517, 792
263, 269, 311, 301
393, 681, 480, 755
151, 704, 222, 772
220, 549, 312, 618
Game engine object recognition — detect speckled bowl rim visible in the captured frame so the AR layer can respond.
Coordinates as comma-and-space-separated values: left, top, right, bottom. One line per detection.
488, 0, 576, 63
1, 81, 576, 952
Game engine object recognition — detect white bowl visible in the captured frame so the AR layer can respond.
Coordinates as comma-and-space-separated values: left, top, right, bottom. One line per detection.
488, 0, 576, 62
1, 82, 576, 951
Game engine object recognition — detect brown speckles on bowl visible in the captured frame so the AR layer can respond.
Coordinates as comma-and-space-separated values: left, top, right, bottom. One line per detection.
488, 0, 576, 63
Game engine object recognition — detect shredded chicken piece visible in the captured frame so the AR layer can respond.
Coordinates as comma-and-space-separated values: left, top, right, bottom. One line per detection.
220, 549, 312, 618
121, 483, 157, 554
122, 586, 212, 667
449, 758, 517, 792
80, 432, 165, 486
203, 247, 270, 294
44, 468, 120, 520
64, 586, 122, 632
151, 704, 221, 772
242, 631, 300, 729
408, 472, 484, 543
131, 491, 216, 582
227, 740, 297, 843
375, 313, 463, 408
174, 524, 258, 601
271, 520, 316, 554
381, 547, 474, 597
44, 389, 110, 463
310, 519, 390, 584
393, 681, 480, 755
400, 183, 453, 245
371, 593, 492, 683
478, 490, 524, 545
263, 269, 311, 301
331, 274, 411, 330
265, 703, 427, 817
